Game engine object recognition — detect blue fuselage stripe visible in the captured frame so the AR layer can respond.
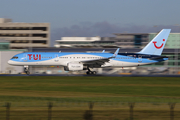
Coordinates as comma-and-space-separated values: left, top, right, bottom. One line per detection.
10, 52, 167, 63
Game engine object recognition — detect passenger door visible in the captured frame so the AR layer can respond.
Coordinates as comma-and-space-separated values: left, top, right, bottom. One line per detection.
54, 54, 59, 62
138, 55, 142, 63
23, 54, 27, 61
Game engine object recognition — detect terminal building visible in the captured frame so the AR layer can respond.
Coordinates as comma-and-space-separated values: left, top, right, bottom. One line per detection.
54, 33, 150, 48
149, 33, 180, 49
0, 40, 26, 74
114, 33, 149, 48
54, 37, 116, 48
0, 18, 50, 74
54, 32, 180, 49
0, 18, 50, 49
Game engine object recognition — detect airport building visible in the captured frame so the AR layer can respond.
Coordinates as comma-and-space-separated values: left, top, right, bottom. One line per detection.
54, 34, 149, 48
54, 37, 117, 48
116, 32, 180, 49
54, 32, 180, 49
114, 33, 149, 48
149, 33, 180, 48
0, 40, 26, 74
0, 18, 50, 49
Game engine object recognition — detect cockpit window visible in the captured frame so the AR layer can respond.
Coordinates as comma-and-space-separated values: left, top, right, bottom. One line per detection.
11, 56, 18, 59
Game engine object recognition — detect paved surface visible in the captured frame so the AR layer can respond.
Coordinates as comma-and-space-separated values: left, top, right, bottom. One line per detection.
0, 74, 180, 77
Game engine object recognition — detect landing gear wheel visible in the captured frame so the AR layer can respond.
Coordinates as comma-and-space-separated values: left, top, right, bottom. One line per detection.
24, 66, 30, 75
86, 71, 93, 75
92, 71, 96, 75
86, 67, 97, 75
89, 71, 93, 74
86, 71, 96, 75
25, 71, 30, 75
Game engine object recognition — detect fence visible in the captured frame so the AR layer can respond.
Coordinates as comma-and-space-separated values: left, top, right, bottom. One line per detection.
0, 101, 180, 120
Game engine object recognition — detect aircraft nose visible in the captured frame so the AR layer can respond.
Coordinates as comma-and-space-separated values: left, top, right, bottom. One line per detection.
8, 60, 13, 65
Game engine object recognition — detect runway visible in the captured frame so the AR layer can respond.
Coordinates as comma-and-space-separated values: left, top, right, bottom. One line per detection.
0, 74, 180, 77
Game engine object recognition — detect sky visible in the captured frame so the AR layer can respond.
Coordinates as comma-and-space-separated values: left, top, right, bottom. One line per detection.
0, 0, 180, 45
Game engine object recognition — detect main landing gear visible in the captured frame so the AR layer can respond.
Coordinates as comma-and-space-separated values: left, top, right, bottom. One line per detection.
24, 66, 30, 75
86, 67, 97, 75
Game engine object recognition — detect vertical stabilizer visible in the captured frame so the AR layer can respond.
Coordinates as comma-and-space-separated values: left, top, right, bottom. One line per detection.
138, 29, 171, 55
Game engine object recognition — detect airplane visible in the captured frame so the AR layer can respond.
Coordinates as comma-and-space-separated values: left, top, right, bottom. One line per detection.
8, 29, 171, 75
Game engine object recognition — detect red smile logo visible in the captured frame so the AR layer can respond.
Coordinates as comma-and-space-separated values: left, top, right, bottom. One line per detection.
153, 39, 165, 49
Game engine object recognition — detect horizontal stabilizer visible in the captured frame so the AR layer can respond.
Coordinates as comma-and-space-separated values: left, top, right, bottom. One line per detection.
149, 56, 168, 60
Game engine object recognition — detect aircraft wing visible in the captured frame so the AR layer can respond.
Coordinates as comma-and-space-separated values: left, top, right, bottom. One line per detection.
81, 58, 110, 65
81, 48, 120, 65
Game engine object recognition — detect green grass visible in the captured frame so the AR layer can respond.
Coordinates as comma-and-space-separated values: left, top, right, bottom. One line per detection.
0, 76, 180, 104
0, 76, 180, 120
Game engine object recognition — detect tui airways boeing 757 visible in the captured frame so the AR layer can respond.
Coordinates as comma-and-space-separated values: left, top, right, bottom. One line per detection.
8, 29, 171, 75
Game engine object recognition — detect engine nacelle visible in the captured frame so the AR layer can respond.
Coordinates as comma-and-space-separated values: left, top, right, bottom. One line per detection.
64, 63, 83, 71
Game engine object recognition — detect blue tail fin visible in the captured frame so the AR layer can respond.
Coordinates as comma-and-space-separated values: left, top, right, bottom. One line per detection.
138, 29, 171, 55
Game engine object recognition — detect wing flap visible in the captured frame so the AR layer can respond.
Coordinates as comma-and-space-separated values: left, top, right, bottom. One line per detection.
81, 58, 110, 65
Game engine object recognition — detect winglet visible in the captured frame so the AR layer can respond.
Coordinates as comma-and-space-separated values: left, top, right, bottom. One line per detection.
112, 48, 120, 58
102, 50, 105, 53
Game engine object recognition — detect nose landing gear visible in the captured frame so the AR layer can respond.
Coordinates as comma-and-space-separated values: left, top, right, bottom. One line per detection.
24, 66, 30, 75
